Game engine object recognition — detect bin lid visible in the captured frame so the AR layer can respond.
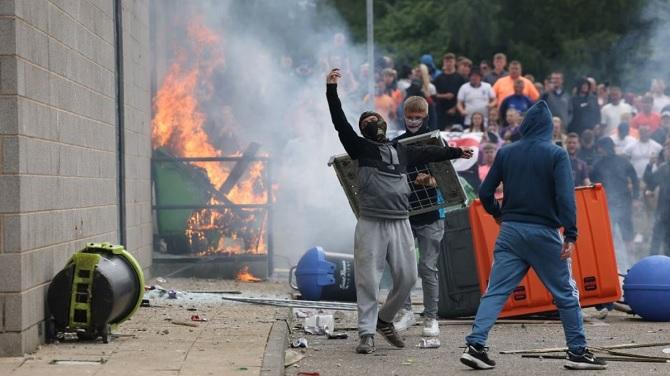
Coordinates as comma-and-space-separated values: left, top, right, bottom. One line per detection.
295, 247, 336, 300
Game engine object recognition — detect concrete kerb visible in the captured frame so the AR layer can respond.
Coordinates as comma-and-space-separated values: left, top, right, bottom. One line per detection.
260, 307, 292, 376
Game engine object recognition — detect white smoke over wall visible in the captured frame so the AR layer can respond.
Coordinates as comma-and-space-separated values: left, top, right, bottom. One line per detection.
153, 0, 369, 267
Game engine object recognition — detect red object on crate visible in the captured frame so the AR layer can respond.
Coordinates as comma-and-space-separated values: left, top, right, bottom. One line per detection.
468, 184, 622, 318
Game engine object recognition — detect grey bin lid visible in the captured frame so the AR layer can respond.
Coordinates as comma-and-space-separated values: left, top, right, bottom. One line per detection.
328, 130, 467, 218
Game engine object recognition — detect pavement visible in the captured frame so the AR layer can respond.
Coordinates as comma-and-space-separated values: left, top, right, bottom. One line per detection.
1, 277, 669, 376
285, 303, 670, 376
0, 278, 292, 376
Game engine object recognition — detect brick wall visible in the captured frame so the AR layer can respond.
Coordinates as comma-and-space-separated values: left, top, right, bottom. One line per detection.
0, 0, 152, 356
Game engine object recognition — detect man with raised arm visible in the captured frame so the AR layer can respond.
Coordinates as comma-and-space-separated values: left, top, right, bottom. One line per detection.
326, 68, 473, 354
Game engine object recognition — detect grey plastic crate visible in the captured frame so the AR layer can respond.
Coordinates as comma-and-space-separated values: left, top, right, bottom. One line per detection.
328, 131, 467, 218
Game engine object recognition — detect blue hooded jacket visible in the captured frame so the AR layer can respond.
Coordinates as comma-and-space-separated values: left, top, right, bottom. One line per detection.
479, 100, 578, 242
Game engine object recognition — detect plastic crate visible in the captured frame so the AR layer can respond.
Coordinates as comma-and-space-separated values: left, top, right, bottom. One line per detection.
469, 184, 622, 318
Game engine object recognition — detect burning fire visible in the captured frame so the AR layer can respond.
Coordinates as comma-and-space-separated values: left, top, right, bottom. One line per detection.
152, 21, 270, 256
236, 266, 262, 282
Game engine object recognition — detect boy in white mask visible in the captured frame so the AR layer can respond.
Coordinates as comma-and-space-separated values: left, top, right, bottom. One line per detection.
392, 96, 447, 337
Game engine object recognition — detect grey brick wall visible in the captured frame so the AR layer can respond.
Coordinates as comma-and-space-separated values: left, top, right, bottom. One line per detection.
0, 0, 152, 356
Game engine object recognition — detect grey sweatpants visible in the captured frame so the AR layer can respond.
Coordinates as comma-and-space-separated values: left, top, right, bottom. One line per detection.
402, 219, 444, 319
354, 217, 418, 336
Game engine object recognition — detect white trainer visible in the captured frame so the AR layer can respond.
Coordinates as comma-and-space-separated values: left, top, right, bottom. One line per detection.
422, 318, 440, 337
393, 309, 416, 332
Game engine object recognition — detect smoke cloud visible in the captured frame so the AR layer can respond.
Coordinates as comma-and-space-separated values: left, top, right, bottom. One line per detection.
152, 0, 369, 268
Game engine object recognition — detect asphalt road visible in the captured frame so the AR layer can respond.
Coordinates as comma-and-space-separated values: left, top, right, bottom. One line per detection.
286, 309, 670, 376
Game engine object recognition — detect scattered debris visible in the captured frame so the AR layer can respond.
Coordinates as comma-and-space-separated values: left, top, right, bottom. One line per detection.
168, 289, 178, 299
501, 341, 670, 354
664, 348, 670, 354
326, 330, 348, 339
291, 338, 309, 348
285, 350, 306, 367
187, 290, 242, 294
190, 315, 208, 322
591, 347, 670, 361
221, 296, 357, 311
521, 354, 668, 363
156, 277, 167, 284
295, 309, 316, 319
401, 358, 416, 366
140, 299, 151, 307
171, 320, 199, 328
296, 372, 320, 376
50, 358, 107, 366
304, 315, 334, 335
418, 338, 441, 348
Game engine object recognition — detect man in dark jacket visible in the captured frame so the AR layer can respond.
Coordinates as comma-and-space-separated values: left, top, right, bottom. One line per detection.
644, 140, 670, 256
391, 96, 448, 338
568, 78, 601, 136
460, 101, 606, 371
542, 71, 571, 125
590, 137, 639, 271
326, 69, 473, 355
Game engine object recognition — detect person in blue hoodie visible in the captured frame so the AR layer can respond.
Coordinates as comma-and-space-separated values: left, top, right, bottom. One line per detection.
459, 101, 607, 371
420, 54, 441, 80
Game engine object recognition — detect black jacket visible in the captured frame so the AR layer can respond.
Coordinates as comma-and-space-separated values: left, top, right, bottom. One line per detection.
327, 84, 463, 219
591, 154, 639, 208
568, 94, 600, 136
393, 124, 441, 226
644, 162, 670, 221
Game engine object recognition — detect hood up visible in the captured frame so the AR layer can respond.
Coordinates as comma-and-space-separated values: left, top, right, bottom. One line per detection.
519, 100, 553, 142
420, 54, 437, 73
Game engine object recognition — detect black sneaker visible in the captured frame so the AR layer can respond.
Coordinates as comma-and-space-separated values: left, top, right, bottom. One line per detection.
564, 349, 607, 370
460, 344, 496, 370
376, 318, 405, 348
355, 335, 375, 354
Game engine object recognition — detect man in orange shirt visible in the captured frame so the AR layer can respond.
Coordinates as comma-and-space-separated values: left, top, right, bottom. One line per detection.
492, 61, 539, 103
631, 95, 661, 133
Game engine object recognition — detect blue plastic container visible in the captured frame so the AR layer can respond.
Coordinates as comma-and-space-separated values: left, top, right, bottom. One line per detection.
623, 255, 670, 322
290, 247, 356, 302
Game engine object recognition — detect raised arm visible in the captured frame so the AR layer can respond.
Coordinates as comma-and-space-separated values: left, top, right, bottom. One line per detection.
326, 69, 365, 158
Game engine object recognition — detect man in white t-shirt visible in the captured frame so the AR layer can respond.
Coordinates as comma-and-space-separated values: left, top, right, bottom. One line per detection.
610, 122, 637, 155
650, 79, 670, 113
600, 86, 633, 137
457, 69, 496, 127
625, 125, 663, 178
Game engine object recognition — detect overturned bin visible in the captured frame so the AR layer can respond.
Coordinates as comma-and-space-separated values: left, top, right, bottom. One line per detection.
47, 243, 145, 343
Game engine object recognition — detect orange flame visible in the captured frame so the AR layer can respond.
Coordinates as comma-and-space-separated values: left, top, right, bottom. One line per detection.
236, 266, 262, 282
151, 20, 270, 257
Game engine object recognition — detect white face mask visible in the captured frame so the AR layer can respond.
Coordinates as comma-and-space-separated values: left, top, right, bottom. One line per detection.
405, 117, 424, 133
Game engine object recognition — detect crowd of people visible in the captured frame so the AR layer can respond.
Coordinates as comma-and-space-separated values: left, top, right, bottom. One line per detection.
330, 50, 670, 265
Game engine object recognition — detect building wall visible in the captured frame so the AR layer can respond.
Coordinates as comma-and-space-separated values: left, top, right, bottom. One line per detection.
0, 0, 152, 356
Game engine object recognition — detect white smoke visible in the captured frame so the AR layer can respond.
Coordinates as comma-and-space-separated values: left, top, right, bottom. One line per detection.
153, 0, 369, 268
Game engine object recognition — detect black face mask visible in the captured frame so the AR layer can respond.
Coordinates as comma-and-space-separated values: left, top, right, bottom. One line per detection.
362, 121, 387, 142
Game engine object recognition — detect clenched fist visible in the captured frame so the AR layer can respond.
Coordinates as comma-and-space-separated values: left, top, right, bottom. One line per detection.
460, 147, 474, 159
327, 68, 342, 84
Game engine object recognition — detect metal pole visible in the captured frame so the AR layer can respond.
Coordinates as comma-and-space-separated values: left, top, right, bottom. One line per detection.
366, 0, 374, 103
113, 0, 126, 246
